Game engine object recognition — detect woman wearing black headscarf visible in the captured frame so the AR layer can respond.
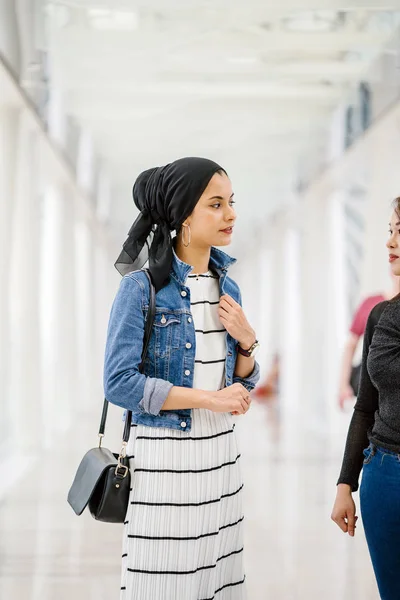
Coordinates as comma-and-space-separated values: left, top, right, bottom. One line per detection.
104, 157, 260, 599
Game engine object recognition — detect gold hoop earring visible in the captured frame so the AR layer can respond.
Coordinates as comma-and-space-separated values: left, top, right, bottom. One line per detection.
182, 224, 191, 247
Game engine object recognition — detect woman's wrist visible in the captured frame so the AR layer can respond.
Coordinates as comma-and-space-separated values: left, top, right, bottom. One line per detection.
193, 390, 212, 410
337, 483, 352, 495
162, 387, 211, 411
238, 330, 256, 350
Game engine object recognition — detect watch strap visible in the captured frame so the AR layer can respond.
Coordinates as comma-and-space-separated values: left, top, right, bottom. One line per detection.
237, 340, 258, 357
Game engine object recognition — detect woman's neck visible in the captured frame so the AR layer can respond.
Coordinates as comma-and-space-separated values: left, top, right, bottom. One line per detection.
174, 237, 211, 275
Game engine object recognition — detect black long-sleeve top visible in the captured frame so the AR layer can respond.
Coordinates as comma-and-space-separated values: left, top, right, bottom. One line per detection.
337, 299, 400, 491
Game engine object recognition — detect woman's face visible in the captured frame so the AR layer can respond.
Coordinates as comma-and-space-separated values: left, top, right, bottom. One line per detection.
387, 210, 400, 276
185, 172, 236, 248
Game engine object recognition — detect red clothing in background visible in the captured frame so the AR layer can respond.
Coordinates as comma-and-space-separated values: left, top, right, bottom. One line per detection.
350, 294, 386, 337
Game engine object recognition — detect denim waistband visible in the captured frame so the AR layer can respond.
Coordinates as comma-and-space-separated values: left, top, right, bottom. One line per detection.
373, 444, 400, 457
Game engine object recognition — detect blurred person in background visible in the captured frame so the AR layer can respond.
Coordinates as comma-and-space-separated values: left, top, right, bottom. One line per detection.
254, 353, 280, 402
332, 198, 400, 600
338, 272, 399, 409
104, 157, 260, 600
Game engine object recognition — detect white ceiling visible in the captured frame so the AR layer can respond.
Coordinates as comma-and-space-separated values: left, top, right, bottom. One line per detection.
45, 1, 400, 246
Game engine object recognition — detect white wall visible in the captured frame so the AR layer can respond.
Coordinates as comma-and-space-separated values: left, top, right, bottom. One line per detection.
0, 58, 114, 495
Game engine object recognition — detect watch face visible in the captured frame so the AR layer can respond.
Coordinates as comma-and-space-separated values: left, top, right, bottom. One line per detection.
250, 343, 260, 358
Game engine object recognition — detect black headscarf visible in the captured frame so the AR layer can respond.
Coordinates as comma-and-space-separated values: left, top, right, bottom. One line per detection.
115, 157, 226, 292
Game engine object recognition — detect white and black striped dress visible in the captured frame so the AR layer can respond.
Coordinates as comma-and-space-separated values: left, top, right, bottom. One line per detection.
120, 269, 246, 600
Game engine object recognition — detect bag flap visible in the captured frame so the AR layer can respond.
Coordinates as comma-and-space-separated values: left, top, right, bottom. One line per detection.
67, 447, 117, 515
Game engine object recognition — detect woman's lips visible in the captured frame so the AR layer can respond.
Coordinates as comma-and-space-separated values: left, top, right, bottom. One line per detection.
220, 227, 233, 234
389, 254, 399, 263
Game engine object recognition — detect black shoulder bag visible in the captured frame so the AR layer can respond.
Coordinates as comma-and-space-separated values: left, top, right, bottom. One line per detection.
67, 269, 156, 523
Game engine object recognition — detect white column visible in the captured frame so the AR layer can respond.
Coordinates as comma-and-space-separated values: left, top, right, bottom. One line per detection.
8, 111, 42, 450
58, 190, 79, 424
0, 0, 21, 75
75, 217, 96, 409
268, 218, 286, 368
280, 225, 302, 423
93, 168, 115, 400
94, 240, 122, 388
299, 189, 331, 431
360, 125, 400, 296
0, 107, 19, 448
326, 190, 349, 441
39, 184, 78, 446
253, 237, 274, 383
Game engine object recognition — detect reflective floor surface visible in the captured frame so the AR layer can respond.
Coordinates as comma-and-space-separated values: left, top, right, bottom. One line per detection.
0, 398, 379, 599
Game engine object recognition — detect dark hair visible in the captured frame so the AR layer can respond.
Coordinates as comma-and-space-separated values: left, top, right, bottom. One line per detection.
389, 197, 400, 303
393, 197, 400, 218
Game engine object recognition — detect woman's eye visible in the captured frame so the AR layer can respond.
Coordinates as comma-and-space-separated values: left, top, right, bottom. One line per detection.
211, 200, 235, 208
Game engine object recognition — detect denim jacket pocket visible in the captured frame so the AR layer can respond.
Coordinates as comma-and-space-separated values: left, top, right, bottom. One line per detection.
153, 311, 182, 358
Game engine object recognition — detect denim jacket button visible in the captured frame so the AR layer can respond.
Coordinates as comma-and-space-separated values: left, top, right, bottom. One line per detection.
185, 343, 192, 349
188, 317, 192, 323
180, 421, 187, 428
185, 369, 190, 376
181, 290, 187, 297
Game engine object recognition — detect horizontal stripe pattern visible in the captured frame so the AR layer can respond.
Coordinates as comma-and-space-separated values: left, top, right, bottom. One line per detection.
189, 271, 227, 392
188, 273, 219, 279
191, 299, 220, 306
195, 328, 226, 334
135, 427, 234, 442
121, 410, 245, 598
130, 483, 244, 508
134, 453, 241, 474
126, 547, 244, 575
127, 516, 244, 541
199, 576, 246, 600
120, 271, 245, 599
195, 358, 226, 365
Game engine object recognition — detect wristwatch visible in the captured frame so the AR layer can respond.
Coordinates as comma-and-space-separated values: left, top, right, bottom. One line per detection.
237, 339, 260, 358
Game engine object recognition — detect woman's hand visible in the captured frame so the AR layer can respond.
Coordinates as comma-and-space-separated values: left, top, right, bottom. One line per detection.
218, 295, 256, 348
331, 484, 358, 537
205, 383, 251, 415
338, 384, 354, 410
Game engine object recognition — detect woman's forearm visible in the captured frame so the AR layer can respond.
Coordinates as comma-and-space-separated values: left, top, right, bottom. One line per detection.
161, 386, 211, 410
339, 334, 359, 388
234, 353, 255, 379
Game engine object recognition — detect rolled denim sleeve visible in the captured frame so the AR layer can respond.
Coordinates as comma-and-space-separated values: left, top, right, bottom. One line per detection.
233, 359, 261, 392
103, 274, 173, 416
231, 285, 261, 392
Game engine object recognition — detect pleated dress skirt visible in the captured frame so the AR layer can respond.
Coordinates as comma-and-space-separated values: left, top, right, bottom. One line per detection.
120, 409, 246, 600
120, 270, 246, 599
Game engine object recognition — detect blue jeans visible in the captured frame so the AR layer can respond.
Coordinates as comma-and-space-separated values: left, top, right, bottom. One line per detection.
360, 444, 400, 600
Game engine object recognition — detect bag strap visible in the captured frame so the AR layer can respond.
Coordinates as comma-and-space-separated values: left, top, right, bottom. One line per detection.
98, 268, 156, 445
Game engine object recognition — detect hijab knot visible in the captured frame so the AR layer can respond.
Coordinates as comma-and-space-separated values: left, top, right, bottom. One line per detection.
114, 157, 226, 292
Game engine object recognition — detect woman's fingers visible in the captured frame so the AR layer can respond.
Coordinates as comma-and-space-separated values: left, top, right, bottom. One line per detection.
335, 515, 349, 533
220, 294, 236, 308
240, 399, 248, 413
241, 390, 251, 404
346, 514, 358, 537
332, 511, 357, 535
239, 394, 251, 413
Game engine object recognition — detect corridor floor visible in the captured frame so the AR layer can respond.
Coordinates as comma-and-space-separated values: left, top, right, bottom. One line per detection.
0, 399, 379, 599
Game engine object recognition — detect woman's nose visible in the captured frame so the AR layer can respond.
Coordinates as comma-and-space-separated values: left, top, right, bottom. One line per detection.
387, 235, 397, 248
225, 207, 236, 221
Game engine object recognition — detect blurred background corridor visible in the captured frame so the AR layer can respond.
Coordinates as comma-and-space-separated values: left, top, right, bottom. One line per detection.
2, 1, 400, 598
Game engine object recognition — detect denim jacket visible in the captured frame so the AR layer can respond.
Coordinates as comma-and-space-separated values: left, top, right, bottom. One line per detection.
103, 246, 260, 432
